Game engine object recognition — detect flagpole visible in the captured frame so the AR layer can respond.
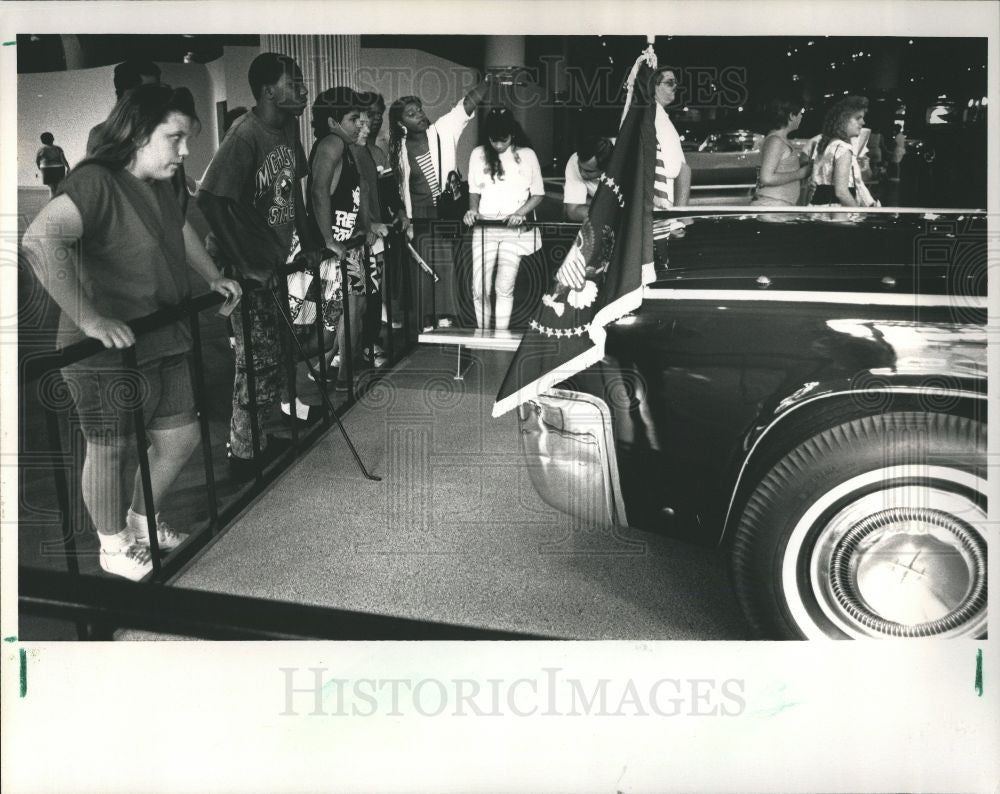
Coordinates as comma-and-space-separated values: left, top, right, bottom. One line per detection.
493, 37, 660, 419
620, 36, 658, 128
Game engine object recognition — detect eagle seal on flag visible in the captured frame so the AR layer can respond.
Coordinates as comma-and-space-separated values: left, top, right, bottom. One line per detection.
492, 43, 659, 418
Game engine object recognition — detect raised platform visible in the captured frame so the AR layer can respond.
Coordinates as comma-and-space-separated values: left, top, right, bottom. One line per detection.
417, 327, 523, 379
418, 326, 523, 351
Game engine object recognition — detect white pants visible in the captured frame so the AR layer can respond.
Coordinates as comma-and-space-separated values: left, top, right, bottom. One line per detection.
471, 226, 541, 330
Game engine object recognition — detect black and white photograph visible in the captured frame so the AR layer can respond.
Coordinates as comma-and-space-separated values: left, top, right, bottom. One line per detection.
2, 1, 998, 791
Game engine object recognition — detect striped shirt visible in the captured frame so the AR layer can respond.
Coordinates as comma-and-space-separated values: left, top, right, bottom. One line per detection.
415, 150, 441, 199
653, 104, 685, 209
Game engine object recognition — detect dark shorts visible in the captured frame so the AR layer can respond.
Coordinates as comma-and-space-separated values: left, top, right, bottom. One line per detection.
41, 166, 66, 187
810, 185, 856, 205
61, 353, 196, 446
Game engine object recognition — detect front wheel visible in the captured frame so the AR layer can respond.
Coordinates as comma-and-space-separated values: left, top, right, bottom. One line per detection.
730, 412, 987, 640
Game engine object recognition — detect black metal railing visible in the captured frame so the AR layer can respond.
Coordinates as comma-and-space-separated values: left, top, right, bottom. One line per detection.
18, 217, 580, 639
409, 218, 581, 333
19, 231, 417, 593
19, 567, 551, 640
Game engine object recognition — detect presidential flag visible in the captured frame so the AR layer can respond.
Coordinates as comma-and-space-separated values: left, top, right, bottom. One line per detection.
492, 47, 658, 418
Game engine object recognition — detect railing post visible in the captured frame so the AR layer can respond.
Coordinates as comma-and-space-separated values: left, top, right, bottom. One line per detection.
480, 222, 487, 330
42, 406, 79, 576
275, 274, 300, 448
339, 256, 355, 403
238, 283, 264, 485
121, 347, 162, 579
383, 233, 396, 362
429, 222, 437, 330
187, 308, 219, 532
402, 229, 412, 343
312, 258, 331, 424
364, 242, 375, 367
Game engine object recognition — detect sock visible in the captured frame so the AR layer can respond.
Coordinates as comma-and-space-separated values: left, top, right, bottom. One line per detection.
280, 398, 310, 420
98, 528, 133, 553
127, 508, 160, 538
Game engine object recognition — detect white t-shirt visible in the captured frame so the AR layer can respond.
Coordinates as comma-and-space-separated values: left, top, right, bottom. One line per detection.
811, 138, 856, 188
563, 152, 599, 205
468, 145, 545, 219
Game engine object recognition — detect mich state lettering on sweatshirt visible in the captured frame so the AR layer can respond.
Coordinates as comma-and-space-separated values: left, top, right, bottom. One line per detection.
255, 144, 296, 227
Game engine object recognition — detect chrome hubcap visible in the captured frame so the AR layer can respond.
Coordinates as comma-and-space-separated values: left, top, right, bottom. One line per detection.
783, 467, 988, 639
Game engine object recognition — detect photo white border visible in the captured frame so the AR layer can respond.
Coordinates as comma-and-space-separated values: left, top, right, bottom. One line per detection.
2, 2, 997, 791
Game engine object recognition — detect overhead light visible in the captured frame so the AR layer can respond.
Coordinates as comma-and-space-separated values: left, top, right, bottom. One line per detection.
982, 97, 989, 106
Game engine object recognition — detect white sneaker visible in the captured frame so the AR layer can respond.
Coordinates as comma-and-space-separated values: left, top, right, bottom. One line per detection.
99, 543, 153, 581
128, 513, 188, 552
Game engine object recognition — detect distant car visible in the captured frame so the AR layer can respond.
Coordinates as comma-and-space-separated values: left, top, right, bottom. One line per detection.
904, 136, 936, 163
685, 130, 765, 187
518, 209, 988, 640
676, 123, 711, 152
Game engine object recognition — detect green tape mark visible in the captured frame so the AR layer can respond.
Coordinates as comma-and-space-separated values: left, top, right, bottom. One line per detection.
3, 636, 16, 643
19, 648, 27, 697
974, 648, 983, 696
2, 41, 16, 47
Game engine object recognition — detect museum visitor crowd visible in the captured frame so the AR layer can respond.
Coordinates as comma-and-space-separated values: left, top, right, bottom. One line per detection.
23, 51, 899, 579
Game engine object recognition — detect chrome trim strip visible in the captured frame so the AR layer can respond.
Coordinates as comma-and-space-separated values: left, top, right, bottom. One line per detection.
643, 288, 988, 309
658, 206, 986, 214
690, 183, 756, 191
721, 386, 986, 544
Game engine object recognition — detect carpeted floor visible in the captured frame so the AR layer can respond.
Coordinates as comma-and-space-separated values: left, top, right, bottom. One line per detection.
171, 345, 749, 640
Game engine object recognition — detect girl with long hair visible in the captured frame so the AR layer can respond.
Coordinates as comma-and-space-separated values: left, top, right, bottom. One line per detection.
462, 107, 544, 330
751, 97, 812, 206
810, 95, 877, 207
22, 83, 242, 579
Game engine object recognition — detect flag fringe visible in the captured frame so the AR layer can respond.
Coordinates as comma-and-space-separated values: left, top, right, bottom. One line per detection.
491, 260, 655, 418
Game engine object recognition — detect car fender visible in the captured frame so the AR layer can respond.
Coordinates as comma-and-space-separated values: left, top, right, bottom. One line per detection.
719, 374, 987, 547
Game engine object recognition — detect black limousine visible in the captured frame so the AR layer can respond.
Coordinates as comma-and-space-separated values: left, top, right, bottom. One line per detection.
519, 208, 988, 640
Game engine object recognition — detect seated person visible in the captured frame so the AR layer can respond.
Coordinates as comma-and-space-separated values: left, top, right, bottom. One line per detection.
563, 136, 613, 222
